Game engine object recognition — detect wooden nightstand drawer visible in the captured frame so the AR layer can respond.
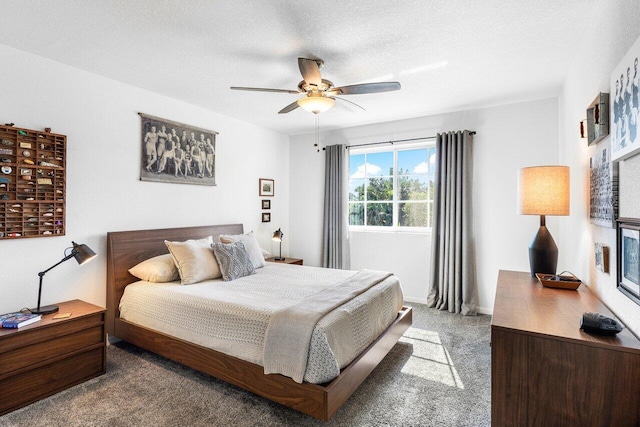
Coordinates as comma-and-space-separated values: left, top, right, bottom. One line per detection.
0, 314, 104, 353
0, 346, 104, 415
1, 324, 104, 375
0, 300, 106, 416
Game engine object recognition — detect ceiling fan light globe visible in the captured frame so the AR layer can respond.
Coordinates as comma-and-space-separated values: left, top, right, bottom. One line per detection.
297, 96, 335, 114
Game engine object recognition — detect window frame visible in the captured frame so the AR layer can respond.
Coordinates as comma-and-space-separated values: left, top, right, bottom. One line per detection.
348, 141, 435, 233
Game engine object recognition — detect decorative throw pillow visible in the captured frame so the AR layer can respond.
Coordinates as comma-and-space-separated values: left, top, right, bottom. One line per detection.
219, 231, 266, 269
128, 254, 180, 283
211, 241, 255, 281
165, 236, 221, 285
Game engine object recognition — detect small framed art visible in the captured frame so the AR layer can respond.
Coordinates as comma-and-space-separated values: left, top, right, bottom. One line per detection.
259, 178, 274, 196
262, 199, 271, 209
594, 243, 610, 273
589, 142, 618, 228
617, 218, 640, 305
262, 212, 271, 223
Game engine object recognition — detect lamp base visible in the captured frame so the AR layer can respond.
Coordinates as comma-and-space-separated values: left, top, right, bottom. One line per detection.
529, 224, 558, 277
274, 257, 285, 261
30, 304, 59, 315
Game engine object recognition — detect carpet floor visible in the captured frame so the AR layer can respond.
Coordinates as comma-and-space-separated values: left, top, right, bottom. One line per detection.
0, 303, 491, 426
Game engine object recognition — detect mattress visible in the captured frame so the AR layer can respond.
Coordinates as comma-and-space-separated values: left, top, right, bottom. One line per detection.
119, 262, 404, 383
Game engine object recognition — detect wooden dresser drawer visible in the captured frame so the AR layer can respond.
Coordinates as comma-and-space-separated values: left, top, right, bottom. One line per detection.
0, 300, 106, 416
0, 324, 104, 375
0, 346, 104, 415
0, 313, 104, 353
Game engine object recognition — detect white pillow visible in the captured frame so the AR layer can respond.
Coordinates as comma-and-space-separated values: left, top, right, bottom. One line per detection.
165, 236, 221, 284
128, 254, 179, 283
219, 231, 266, 269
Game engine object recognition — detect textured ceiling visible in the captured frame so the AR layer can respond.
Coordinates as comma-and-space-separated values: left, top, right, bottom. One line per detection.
1, 1, 598, 135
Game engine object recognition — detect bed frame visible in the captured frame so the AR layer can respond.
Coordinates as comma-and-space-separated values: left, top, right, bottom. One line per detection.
106, 224, 412, 421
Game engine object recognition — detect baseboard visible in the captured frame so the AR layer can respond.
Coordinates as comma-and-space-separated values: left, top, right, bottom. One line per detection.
404, 296, 493, 316
403, 296, 428, 305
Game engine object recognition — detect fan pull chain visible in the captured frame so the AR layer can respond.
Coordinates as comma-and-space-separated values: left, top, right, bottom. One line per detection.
314, 114, 321, 152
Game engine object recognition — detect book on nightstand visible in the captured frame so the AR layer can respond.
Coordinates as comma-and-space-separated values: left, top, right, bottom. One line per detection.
0, 312, 42, 328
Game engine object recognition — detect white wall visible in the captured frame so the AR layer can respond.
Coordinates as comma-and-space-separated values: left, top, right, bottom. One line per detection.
558, 0, 640, 336
290, 98, 558, 313
0, 44, 289, 315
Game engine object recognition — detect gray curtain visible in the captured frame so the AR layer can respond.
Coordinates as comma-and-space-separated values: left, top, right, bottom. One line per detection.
427, 131, 477, 315
322, 144, 350, 269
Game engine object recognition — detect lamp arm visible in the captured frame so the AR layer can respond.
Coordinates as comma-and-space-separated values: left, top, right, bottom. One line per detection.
35, 251, 75, 312
38, 252, 76, 277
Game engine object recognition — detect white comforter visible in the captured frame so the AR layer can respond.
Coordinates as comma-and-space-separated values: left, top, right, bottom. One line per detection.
119, 262, 404, 383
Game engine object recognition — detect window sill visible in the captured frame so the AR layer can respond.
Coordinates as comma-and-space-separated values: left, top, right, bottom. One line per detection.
349, 227, 432, 235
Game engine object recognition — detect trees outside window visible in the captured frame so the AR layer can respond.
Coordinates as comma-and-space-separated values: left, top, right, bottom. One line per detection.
348, 145, 435, 230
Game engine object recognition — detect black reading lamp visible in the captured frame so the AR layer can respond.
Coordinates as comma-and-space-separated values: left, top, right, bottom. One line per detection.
31, 241, 97, 315
272, 228, 285, 261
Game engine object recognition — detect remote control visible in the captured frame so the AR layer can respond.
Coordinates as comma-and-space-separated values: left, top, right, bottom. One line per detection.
580, 312, 623, 335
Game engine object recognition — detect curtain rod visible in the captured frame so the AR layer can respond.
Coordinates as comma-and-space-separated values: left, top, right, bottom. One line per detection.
344, 131, 476, 149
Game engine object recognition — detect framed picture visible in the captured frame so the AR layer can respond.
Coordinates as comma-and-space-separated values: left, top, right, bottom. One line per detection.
262, 212, 271, 223
589, 141, 618, 227
610, 34, 640, 161
262, 199, 271, 209
139, 113, 218, 186
585, 93, 609, 146
259, 178, 274, 196
594, 243, 610, 273
617, 218, 640, 306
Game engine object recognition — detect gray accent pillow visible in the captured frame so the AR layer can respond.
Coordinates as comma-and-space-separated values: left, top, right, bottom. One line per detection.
211, 241, 255, 281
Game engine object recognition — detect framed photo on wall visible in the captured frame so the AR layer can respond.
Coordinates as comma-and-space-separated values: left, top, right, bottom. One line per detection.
262, 199, 271, 209
139, 113, 218, 186
259, 178, 274, 196
610, 34, 640, 161
594, 243, 610, 273
589, 141, 618, 227
262, 212, 271, 223
617, 218, 640, 306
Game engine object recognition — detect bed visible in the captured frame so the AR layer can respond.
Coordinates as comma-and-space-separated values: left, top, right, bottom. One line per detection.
106, 224, 412, 421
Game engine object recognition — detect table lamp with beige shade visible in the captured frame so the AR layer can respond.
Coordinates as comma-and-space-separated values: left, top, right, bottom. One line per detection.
518, 166, 570, 277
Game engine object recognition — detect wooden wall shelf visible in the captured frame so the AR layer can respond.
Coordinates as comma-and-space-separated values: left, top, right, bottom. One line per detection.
0, 125, 65, 239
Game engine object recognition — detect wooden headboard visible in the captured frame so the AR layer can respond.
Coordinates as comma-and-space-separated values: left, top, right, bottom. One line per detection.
106, 224, 243, 336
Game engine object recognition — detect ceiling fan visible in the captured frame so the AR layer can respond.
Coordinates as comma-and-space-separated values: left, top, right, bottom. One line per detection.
230, 58, 401, 114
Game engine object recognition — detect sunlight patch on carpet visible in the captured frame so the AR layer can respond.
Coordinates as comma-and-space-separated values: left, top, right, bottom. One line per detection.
399, 327, 464, 389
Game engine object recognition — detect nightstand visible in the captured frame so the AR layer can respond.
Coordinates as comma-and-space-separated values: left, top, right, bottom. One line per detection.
266, 257, 303, 265
0, 299, 106, 416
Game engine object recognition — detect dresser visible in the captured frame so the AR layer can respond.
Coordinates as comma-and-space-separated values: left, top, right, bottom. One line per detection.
0, 299, 106, 415
491, 270, 640, 426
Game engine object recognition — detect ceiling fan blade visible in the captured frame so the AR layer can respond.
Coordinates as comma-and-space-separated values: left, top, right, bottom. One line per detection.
230, 86, 300, 94
298, 58, 322, 86
278, 100, 300, 114
334, 96, 365, 111
329, 82, 401, 95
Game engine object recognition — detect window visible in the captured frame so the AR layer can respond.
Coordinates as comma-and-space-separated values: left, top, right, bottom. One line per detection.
348, 144, 436, 230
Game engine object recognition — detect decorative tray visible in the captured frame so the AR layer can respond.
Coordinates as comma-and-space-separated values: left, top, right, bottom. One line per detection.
535, 272, 582, 290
